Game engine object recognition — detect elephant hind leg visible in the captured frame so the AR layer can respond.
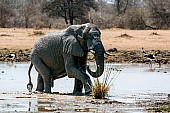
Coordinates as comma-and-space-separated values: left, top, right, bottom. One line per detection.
36, 74, 44, 92
32, 57, 52, 93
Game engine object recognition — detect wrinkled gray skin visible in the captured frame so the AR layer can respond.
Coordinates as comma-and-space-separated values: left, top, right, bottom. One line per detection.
27, 23, 105, 95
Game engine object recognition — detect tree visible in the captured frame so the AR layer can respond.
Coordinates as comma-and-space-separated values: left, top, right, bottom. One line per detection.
0, 0, 14, 27
10, 0, 47, 28
18, 0, 42, 28
114, 0, 129, 15
42, 0, 97, 25
144, 0, 170, 29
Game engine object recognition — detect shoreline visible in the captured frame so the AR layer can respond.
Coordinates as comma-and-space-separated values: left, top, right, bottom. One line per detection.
1, 48, 170, 65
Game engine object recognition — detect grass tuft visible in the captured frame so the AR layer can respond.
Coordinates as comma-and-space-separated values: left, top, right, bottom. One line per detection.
116, 33, 133, 39
92, 64, 122, 99
92, 78, 109, 99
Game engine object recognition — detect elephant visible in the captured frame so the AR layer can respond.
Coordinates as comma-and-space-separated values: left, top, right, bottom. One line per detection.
27, 23, 105, 95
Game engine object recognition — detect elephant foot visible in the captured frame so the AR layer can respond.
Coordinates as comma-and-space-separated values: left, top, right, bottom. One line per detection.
44, 90, 52, 94
36, 87, 51, 94
72, 92, 84, 96
73, 78, 83, 95
33, 91, 43, 94
36, 88, 43, 92
36, 86, 44, 93
34, 90, 52, 94
44, 85, 52, 93
85, 89, 92, 95
85, 88, 92, 95
84, 81, 92, 95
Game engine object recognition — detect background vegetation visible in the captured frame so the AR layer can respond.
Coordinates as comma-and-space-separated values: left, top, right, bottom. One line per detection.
0, 0, 170, 29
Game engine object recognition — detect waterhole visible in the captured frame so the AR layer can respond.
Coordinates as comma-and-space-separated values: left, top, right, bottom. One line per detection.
0, 62, 170, 112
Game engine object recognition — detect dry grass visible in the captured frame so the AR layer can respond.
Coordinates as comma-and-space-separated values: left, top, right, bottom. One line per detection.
116, 33, 133, 39
92, 64, 122, 99
92, 79, 109, 99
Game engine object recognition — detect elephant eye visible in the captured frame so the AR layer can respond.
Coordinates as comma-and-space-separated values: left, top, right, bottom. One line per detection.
93, 33, 100, 39
93, 34, 98, 37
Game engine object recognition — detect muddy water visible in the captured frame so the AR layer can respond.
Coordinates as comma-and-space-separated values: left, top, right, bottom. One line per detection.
0, 62, 170, 112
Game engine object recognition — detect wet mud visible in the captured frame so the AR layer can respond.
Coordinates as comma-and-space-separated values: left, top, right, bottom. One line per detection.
0, 92, 170, 112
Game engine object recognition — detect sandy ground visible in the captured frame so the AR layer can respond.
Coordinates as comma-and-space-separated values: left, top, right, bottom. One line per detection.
102, 28, 170, 50
0, 28, 170, 50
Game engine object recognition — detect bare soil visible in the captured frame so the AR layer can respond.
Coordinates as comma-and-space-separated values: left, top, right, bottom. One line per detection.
101, 28, 170, 50
0, 28, 170, 50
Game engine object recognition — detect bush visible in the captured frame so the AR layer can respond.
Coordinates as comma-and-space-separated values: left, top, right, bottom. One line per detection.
113, 8, 146, 30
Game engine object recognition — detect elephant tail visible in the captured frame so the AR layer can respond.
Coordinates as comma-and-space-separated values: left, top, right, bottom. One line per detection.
27, 62, 33, 92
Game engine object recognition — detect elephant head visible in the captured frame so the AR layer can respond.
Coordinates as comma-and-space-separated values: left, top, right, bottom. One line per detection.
63, 23, 105, 78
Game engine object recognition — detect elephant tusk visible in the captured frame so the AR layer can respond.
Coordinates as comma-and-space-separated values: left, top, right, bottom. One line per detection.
90, 50, 95, 54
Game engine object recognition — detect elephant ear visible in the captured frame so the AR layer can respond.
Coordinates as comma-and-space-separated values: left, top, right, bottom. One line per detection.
63, 35, 84, 57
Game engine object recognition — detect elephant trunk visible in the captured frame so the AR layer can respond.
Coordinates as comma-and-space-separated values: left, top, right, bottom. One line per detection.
87, 43, 104, 78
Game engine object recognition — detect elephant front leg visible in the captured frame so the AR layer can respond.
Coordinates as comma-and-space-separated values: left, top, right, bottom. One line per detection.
73, 78, 83, 95
66, 66, 92, 94
36, 74, 44, 92
64, 54, 92, 94
84, 78, 92, 94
